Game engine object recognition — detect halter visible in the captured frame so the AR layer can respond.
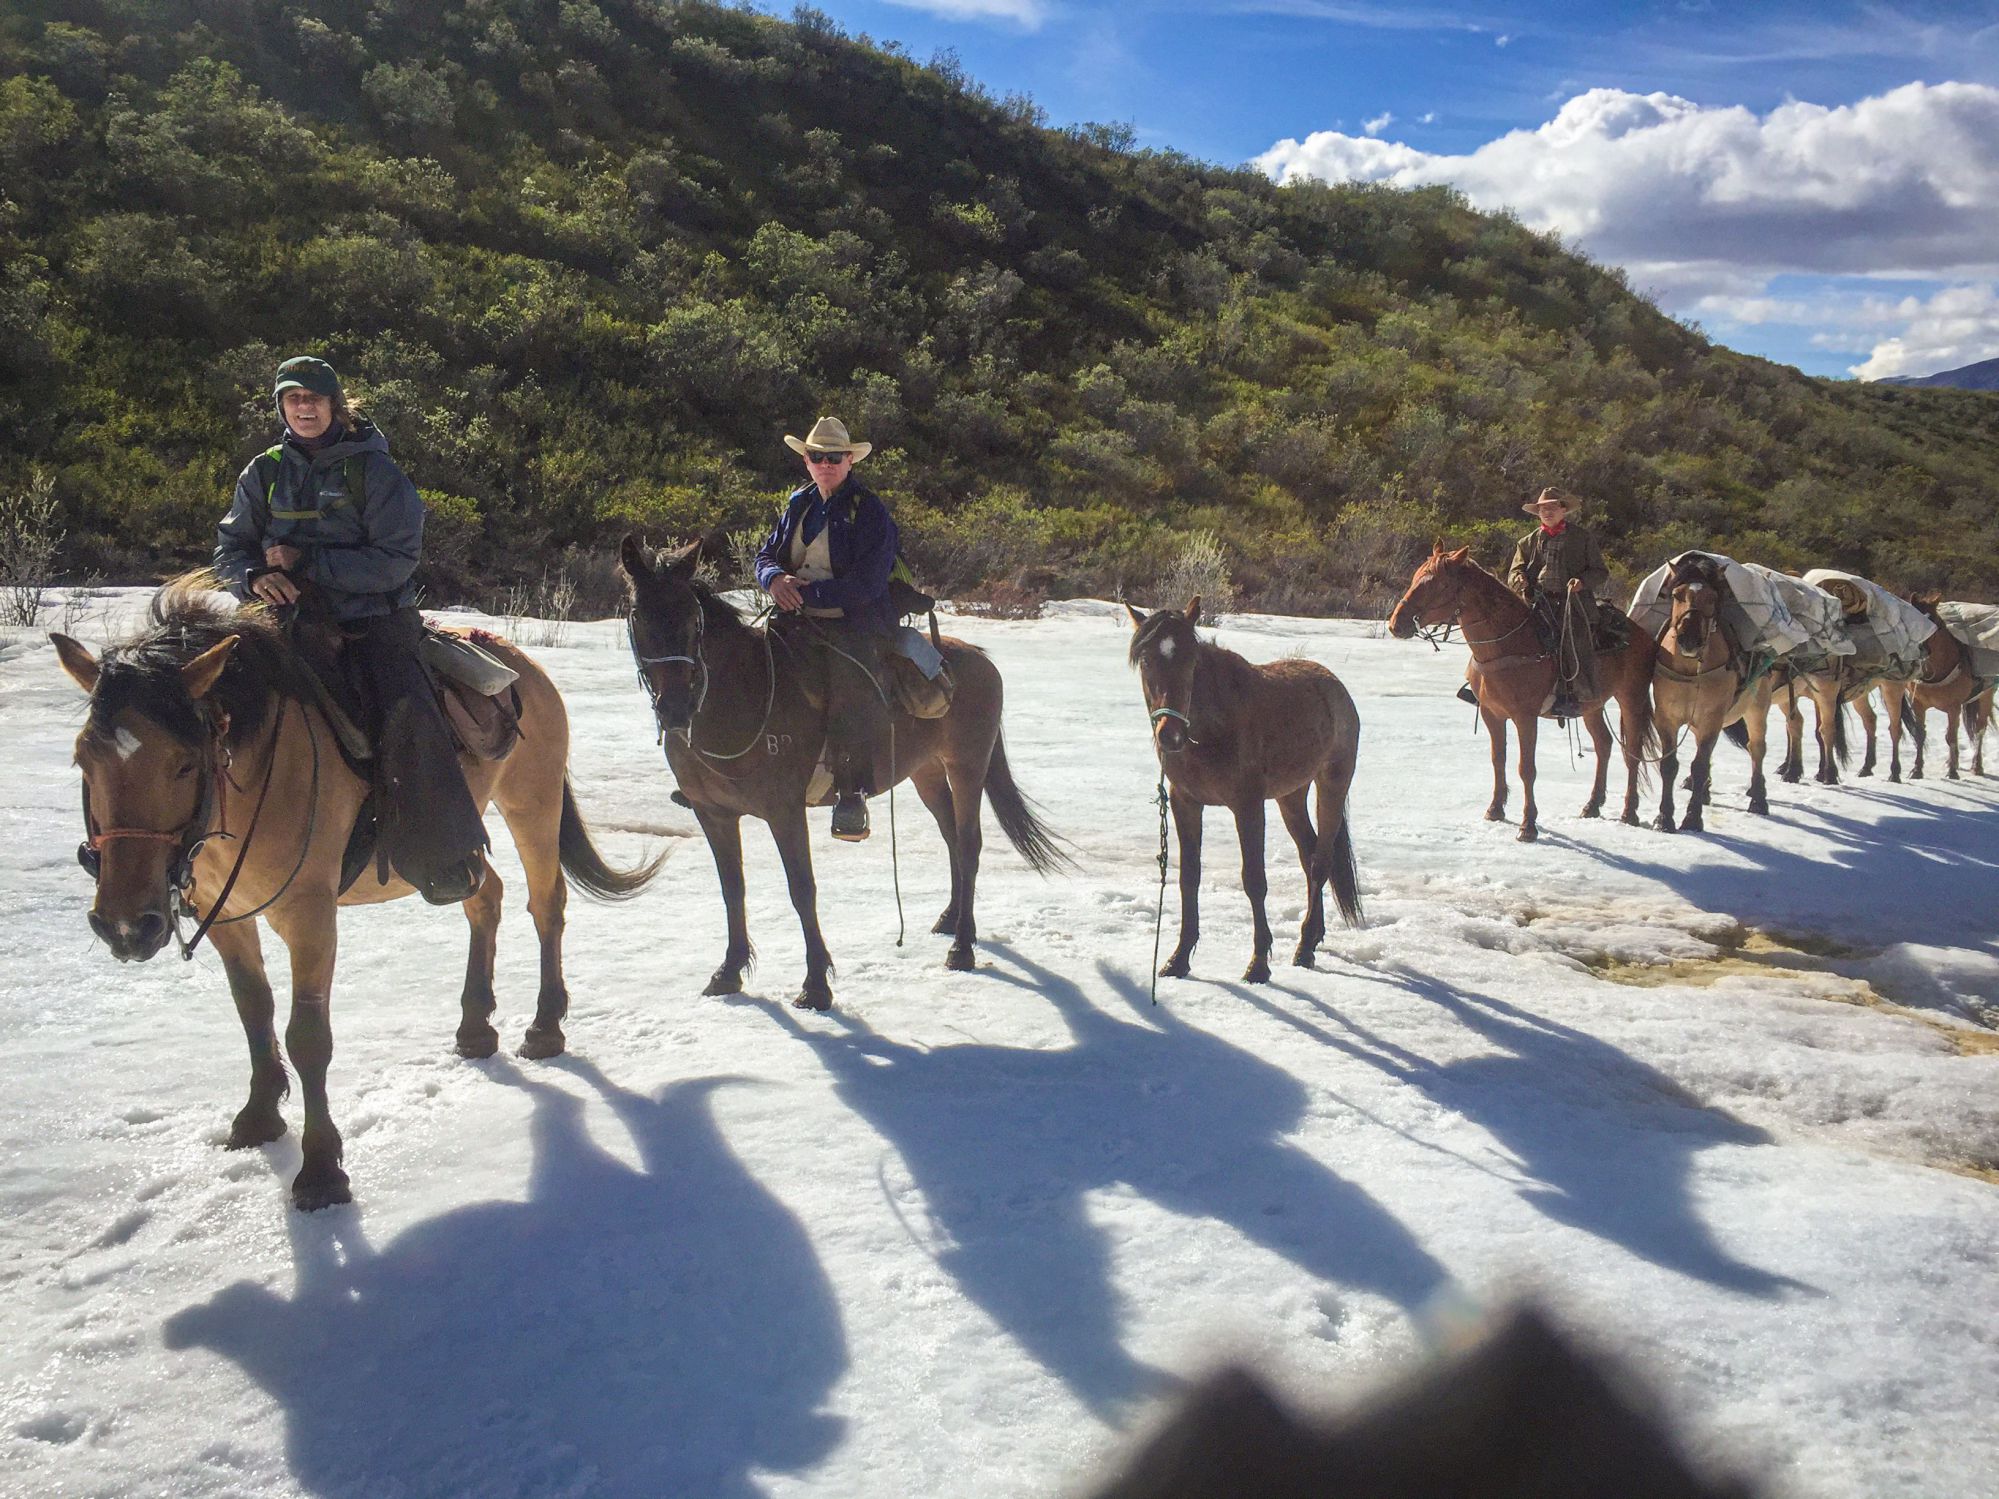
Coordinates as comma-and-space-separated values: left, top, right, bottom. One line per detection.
1408, 566, 1535, 654
1148, 705, 1196, 752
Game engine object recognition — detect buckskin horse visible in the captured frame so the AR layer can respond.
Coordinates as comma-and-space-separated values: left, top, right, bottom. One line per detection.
1388, 546, 1657, 841
1127, 598, 1363, 983
53, 576, 660, 1210
1880, 593, 1987, 780
620, 537, 1068, 1010
1650, 555, 1776, 831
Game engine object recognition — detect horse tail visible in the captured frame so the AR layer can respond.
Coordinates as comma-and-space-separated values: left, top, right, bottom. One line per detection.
559, 775, 666, 900
1328, 815, 1364, 928
1831, 702, 1851, 767
1901, 697, 1925, 742
1722, 720, 1750, 750
983, 732, 1076, 876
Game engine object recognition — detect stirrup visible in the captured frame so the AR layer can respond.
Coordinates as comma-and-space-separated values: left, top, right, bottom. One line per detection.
418, 857, 485, 906
830, 794, 870, 842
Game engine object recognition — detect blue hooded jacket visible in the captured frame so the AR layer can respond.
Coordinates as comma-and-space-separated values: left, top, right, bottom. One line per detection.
753, 477, 900, 636
214, 421, 425, 621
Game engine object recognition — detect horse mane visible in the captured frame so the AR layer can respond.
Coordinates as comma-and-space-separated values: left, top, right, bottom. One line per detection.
88, 571, 315, 750
1440, 550, 1527, 610
1906, 589, 1944, 617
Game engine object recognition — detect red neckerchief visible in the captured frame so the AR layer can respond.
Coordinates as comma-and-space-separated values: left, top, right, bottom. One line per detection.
1540, 520, 1568, 536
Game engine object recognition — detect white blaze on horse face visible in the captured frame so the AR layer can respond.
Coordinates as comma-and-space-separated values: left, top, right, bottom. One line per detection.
1157, 636, 1176, 660
112, 726, 144, 762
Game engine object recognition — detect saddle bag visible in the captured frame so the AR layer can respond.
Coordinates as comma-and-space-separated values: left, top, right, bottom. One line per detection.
891, 652, 954, 719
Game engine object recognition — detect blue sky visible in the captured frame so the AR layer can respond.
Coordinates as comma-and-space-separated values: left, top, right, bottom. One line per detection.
784, 2, 1999, 378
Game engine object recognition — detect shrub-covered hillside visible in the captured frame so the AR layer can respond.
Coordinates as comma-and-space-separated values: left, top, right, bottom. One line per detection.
3, 0, 1997, 610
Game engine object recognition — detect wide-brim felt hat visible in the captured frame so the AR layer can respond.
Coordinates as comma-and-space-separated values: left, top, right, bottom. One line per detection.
1522, 485, 1583, 516
783, 416, 872, 463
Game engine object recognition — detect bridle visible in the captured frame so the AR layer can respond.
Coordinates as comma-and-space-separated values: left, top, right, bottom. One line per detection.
627, 598, 777, 763
1135, 626, 1200, 752
79, 697, 319, 960
1406, 566, 1534, 654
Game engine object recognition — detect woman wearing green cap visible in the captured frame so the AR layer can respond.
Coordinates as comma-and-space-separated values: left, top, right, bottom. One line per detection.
214, 355, 487, 904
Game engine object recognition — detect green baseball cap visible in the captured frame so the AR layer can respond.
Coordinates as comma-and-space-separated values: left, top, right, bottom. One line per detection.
272, 355, 343, 401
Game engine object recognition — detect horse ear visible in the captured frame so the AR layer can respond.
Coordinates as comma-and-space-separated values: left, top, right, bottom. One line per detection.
50, 632, 100, 694
618, 532, 653, 581
1184, 596, 1201, 623
663, 541, 702, 581
1448, 546, 1471, 562
181, 635, 238, 701
1124, 601, 1146, 628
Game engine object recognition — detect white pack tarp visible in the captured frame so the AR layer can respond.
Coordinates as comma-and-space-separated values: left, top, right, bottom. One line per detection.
1629, 551, 1851, 664
1801, 569, 1936, 679
1935, 601, 1999, 680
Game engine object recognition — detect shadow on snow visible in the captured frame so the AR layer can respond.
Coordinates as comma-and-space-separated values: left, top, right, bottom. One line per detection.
758, 943, 1453, 1421
163, 1059, 846, 1499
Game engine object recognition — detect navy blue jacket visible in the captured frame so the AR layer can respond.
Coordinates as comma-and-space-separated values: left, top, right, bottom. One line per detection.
215, 422, 425, 621
753, 478, 900, 636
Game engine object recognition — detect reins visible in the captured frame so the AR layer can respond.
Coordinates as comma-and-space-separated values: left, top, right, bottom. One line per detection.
628, 602, 780, 765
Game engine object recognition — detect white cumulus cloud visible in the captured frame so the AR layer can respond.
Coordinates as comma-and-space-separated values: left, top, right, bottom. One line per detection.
1363, 111, 1395, 136
1846, 284, 1999, 380
1255, 81, 1999, 377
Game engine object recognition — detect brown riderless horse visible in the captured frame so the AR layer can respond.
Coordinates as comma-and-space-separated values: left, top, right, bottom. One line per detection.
1881, 594, 1988, 780
1649, 558, 1775, 831
1388, 546, 1657, 841
620, 537, 1067, 1011
54, 577, 660, 1210
1127, 598, 1363, 983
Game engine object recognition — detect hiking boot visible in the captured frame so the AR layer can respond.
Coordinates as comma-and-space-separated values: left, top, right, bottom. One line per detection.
1551, 694, 1582, 720
831, 792, 871, 842
419, 856, 485, 906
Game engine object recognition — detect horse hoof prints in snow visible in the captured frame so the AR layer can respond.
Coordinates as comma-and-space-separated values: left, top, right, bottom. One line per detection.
55, 578, 661, 1211
1128, 598, 1364, 984
620, 536, 1070, 1012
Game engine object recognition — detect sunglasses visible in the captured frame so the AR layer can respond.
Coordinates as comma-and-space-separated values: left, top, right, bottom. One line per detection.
806, 450, 849, 465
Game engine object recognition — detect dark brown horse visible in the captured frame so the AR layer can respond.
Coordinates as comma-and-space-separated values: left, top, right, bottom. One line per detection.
1387, 546, 1657, 840
620, 537, 1067, 1010
1127, 598, 1362, 984
54, 577, 660, 1210
1881, 594, 1988, 780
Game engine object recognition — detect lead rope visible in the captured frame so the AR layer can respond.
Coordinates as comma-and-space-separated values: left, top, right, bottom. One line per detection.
1149, 775, 1169, 1006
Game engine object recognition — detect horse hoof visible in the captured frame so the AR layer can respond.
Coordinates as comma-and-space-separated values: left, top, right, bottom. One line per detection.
226, 1109, 286, 1151
291, 1165, 352, 1213
945, 946, 976, 972
1888, 772, 1901, 785
1620, 811, 1640, 827
1159, 957, 1190, 979
1579, 804, 1602, 820
1680, 818, 1704, 834
1517, 827, 1538, 843
1243, 961, 1270, 985
1484, 807, 1506, 822
516, 1026, 565, 1061
1653, 817, 1676, 834
455, 1025, 500, 1060
703, 970, 745, 997
931, 913, 958, 936
1858, 766, 1874, 778
1909, 770, 1924, 781
1749, 800, 1769, 816
1293, 949, 1316, 970
793, 985, 833, 1012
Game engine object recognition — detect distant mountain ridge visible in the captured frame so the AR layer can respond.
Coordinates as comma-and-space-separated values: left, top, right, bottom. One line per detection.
2, 0, 1997, 606
1879, 357, 1999, 391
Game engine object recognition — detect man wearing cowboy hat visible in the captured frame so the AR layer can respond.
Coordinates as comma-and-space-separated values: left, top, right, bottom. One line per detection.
755, 416, 900, 841
1508, 485, 1610, 718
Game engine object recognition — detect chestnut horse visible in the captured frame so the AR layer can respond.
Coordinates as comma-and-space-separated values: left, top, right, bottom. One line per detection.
1880, 595, 1988, 780
1650, 559, 1776, 831
620, 537, 1067, 1010
1388, 546, 1657, 841
54, 577, 660, 1210
1127, 598, 1362, 983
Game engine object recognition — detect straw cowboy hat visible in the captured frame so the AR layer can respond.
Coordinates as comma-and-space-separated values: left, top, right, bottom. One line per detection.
783, 415, 872, 463
1521, 485, 1584, 516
